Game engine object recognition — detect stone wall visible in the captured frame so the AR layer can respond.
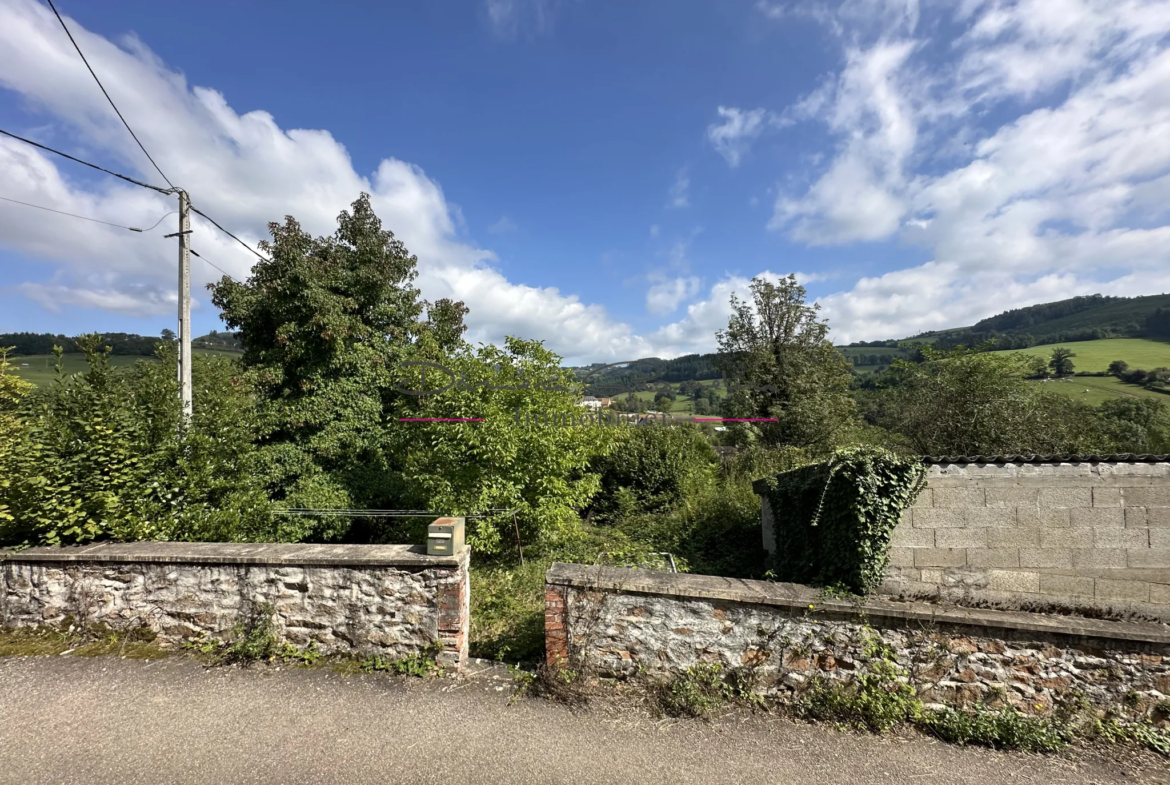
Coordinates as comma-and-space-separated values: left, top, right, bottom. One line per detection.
759, 459, 1170, 619
0, 542, 470, 669
545, 564, 1170, 716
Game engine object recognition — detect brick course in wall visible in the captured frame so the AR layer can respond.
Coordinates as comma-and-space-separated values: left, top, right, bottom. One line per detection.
0, 542, 471, 670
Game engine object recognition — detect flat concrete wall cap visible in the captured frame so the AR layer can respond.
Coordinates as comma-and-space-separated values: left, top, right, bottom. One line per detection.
545, 563, 1170, 648
0, 542, 467, 568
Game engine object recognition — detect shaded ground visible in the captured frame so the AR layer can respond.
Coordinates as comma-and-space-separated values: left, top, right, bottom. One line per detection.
0, 655, 1167, 784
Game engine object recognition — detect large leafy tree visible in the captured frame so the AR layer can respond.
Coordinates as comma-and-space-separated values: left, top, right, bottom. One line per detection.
715, 275, 856, 452
209, 194, 465, 522
1049, 346, 1076, 376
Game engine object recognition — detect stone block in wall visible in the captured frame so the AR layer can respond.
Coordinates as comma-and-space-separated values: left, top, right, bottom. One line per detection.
911, 488, 934, 508
1126, 487, 1170, 507
1096, 579, 1151, 603
1152, 584, 1170, 605
1070, 508, 1125, 529
984, 488, 1040, 507
1128, 549, 1169, 569
913, 548, 966, 568
987, 528, 1040, 548
887, 547, 915, 567
890, 525, 935, 548
965, 548, 1020, 569
1125, 508, 1150, 528
1148, 508, 1170, 528
1093, 488, 1123, 508
1018, 548, 1073, 569
1039, 573, 1095, 599
1016, 508, 1071, 529
985, 569, 1040, 594
935, 529, 987, 549
911, 508, 966, 529
933, 488, 986, 508
1072, 549, 1128, 569
1151, 529, 1170, 550
965, 508, 1017, 528
1094, 528, 1150, 549
1042, 528, 1093, 549
1038, 487, 1093, 508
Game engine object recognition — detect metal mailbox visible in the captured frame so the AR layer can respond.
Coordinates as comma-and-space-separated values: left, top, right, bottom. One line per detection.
427, 517, 465, 556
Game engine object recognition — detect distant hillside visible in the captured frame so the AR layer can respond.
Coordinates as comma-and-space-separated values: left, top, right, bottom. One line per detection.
1, 331, 243, 357
841, 292, 1170, 357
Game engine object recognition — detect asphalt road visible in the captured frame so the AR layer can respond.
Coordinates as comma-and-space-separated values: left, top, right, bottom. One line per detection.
0, 655, 1166, 785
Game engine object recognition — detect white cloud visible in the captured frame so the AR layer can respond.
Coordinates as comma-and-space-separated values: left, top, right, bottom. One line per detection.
487, 215, 517, 234
646, 275, 701, 315
667, 169, 690, 208
756, 0, 1170, 339
707, 106, 770, 167
0, 0, 648, 364
484, 0, 572, 40
649, 224, 659, 236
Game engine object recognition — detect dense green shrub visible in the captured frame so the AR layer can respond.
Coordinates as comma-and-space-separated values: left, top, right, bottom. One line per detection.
765, 446, 926, 593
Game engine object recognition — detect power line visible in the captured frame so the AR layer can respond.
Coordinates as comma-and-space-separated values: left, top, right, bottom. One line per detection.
45, 0, 174, 191
190, 205, 270, 263
0, 127, 173, 195
0, 194, 175, 232
190, 248, 235, 280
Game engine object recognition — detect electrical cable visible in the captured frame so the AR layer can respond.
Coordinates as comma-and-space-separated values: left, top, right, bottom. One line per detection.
0, 127, 173, 195
190, 205, 270, 263
45, 0, 175, 190
189, 248, 235, 280
0, 194, 173, 232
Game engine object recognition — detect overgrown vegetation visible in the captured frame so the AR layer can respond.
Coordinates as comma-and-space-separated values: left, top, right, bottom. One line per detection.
0, 619, 166, 660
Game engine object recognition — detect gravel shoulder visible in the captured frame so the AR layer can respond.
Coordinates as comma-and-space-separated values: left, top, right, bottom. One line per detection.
0, 655, 1166, 785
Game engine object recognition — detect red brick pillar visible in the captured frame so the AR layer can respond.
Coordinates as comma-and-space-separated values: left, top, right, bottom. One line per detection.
545, 583, 569, 667
436, 549, 470, 670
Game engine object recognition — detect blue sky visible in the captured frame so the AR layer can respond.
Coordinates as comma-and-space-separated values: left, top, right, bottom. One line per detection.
1, 0, 1168, 363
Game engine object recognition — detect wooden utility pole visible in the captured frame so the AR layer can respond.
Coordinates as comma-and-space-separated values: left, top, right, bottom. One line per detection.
176, 190, 192, 420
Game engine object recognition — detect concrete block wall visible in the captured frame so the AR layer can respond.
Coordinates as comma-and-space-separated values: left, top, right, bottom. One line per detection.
0, 541, 471, 669
881, 461, 1170, 618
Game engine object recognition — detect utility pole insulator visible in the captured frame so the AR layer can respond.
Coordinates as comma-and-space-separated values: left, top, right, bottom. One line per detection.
177, 190, 193, 422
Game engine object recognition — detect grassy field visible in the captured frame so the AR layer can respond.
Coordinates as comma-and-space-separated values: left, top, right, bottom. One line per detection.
991, 338, 1170, 373
1030, 376, 1170, 407
10, 349, 243, 387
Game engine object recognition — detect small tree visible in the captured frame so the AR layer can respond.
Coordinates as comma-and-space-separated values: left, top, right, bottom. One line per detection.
1049, 347, 1076, 377
653, 392, 673, 411
1108, 360, 1129, 377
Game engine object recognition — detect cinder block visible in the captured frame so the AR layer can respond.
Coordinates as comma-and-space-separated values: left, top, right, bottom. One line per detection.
1072, 549, 1127, 569
1019, 548, 1073, 569
1018, 508, 1070, 528
1127, 549, 1170, 569
1126, 487, 1170, 507
1125, 508, 1150, 528
887, 547, 915, 567
1070, 508, 1125, 528
911, 488, 934, 508
1148, 508, 1170, 528
987, 528, 1040, 548
914, 548, 967, 568
1092, 488, 1123, 508
986, 569, 1040, 593
890, 525, 935, 548
985, 488, 1040, 507
919, 568, 945, 584
1038, 487, 1092, 508
911, 508, 966, 529
1039, 573, 1095, 598
1151, 584, 1170, 605
934, 488, 986, 508
1152, 529, 1170, 550
1041, 528, 1093, 549
1095, 579, 1151, 603
965, 548, 1020, 569
965, 508, 1017, 528
1094, 528, 1149, 549
935, 529, 987, 549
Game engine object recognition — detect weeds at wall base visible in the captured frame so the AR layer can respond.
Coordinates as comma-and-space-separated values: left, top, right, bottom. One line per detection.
0, 620, 166, 660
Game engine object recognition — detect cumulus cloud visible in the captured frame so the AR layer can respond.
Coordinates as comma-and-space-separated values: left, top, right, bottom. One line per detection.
487, 215, 517, 234
0, 0, 650, 364
758, 0, 1170, 339
646, 275, 701, 316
